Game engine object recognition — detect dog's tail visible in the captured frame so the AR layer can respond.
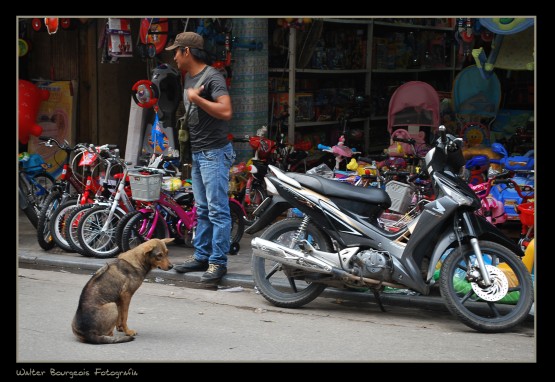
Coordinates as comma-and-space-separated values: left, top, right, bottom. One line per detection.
75, 331, 135, 344
72, 324, 135, 344
90, 335, 135, 344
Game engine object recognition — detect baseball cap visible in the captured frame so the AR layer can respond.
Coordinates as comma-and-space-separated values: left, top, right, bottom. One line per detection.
165, 32, 204, 50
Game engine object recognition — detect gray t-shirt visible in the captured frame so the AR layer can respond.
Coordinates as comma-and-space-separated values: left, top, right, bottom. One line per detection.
183, 66, 230, 152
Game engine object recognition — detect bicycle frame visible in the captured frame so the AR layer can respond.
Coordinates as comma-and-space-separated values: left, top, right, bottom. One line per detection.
99, 165, 136, 232
136, 192, 197, 240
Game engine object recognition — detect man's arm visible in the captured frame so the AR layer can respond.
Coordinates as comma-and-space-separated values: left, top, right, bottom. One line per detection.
187, 86, 232, 121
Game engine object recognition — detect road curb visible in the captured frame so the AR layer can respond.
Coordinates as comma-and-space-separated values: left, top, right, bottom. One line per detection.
18, 250, 450, 313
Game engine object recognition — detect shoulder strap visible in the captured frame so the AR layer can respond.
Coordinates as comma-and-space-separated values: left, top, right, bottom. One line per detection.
183, 65, 214, 119
178, 66, 215, 163
194, 65, 215, 90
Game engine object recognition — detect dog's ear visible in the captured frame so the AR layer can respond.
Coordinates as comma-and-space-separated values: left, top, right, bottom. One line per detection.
162, 238, 175, 244
143, 240, 157, 256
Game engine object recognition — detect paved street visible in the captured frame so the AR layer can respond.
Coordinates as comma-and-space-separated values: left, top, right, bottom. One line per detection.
17, 268, 535, 363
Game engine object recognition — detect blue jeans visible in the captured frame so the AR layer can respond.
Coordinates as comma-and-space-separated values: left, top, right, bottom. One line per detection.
191, 142, 235, 267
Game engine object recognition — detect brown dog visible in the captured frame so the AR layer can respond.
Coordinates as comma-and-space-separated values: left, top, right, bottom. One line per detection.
72, 238, 174, 344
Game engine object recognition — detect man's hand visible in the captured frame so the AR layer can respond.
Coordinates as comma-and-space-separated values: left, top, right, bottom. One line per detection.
187, 85, 204, 104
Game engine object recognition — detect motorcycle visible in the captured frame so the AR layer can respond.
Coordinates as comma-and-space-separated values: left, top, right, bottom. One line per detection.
249, 126, 533, 333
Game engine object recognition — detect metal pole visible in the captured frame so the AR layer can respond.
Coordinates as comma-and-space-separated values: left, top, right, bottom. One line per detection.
288, 27, 296, 144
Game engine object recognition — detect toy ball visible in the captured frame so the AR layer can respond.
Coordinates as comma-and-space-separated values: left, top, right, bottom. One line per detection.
162, 177, 183, 192
136, 84, 152, 104
18, 79, 50, 144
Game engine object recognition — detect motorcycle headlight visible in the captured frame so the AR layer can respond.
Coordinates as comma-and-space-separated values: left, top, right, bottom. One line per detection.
442, 184, 474, 206
434, 173, 474, 206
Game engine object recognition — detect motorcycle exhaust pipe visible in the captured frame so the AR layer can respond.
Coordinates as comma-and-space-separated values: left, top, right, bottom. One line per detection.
252, 237, 406, 289
251, 237, 334, 274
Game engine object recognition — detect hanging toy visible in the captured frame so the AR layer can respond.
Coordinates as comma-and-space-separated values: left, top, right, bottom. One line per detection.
18, 79, 50, 144
131, 80, 159, 108
44, 18, 59, 35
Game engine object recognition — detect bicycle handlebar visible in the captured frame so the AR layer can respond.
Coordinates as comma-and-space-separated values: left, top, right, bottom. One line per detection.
392, 137, 416, 145
383, 170, 411, 177
134, 166, 176, 176
232, 137, 250, 143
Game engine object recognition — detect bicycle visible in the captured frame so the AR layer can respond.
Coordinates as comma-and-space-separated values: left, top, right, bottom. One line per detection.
35, 137, 91, 250
18, 152, 56, 228
75, 155, 138, 258
53, 144, 123, 253
119, 166, 245, 254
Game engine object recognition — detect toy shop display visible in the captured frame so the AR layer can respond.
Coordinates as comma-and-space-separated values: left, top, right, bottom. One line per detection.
138, 18, 168, 58
101, 18, 133, 63
471, 18, 534, 79
452, 65, 501, 147
131, 63, 182, 159
26, 80, 77, 179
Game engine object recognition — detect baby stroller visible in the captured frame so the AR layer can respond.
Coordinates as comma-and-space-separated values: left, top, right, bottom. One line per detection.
387, 81, 440, 158
452, 65, 501, 147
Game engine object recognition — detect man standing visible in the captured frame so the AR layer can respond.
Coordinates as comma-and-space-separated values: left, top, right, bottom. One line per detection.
166, 32, 235, 283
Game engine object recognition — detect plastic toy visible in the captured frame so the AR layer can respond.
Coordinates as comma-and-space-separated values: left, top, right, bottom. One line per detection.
132, 80, 158, 109
490, 142, 534, 171
317, 135, 359, 170
465, 154, 490, 185
18, 79, 50, 144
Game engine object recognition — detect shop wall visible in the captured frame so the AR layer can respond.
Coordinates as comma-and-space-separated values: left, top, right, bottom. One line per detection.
21, 18, 148, 155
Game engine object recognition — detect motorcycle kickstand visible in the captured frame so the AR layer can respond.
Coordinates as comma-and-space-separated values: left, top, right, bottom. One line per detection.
371, 287, 386, 312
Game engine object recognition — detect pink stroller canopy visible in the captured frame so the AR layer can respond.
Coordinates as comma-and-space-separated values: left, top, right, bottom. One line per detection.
387, 81, 440, 134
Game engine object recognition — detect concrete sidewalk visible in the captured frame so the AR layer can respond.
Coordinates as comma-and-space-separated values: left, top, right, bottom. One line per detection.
15, 209, 524, 313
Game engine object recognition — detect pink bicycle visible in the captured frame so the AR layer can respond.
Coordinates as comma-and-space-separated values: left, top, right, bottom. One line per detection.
119, 166, 245, 254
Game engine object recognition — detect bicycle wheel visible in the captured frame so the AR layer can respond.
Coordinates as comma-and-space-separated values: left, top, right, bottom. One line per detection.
77, 205, 125, 258
242, 184, 267, 223
115, 210, 142, 252
63, 203, 97, 256
19, 182, 39, 229
120, 211, 168, 252
31, 173, 56, 208
229, 200, 245, 244
36, 190, 64, 250
49, 199, 80, 252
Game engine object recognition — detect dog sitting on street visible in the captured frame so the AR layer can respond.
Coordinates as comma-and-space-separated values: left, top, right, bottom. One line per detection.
72, 238, 174, 344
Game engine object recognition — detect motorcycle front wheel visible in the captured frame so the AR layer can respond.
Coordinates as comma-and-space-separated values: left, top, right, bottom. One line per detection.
439, 240, 533, 333
251, 218, 332, 308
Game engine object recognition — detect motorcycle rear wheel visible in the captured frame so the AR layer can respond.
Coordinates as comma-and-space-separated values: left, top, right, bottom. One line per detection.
439, 240, 533, 333
251, 218, 332, 308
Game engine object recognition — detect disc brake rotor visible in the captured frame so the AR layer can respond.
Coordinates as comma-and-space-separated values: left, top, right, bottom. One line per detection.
471, 264, 509, 301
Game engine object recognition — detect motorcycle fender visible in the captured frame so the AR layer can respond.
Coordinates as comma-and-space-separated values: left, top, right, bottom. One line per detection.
426, 214, 524, 282
471, 213, 524, 256
244, 195, 291, 235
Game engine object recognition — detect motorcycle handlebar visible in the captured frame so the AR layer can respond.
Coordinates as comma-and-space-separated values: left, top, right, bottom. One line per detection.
438, 125, 447, 145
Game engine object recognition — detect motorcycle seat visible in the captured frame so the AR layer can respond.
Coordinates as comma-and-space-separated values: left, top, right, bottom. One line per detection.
287, 172, 392, 208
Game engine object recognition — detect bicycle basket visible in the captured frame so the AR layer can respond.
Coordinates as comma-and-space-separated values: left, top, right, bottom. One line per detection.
517, 202, 534, 227
129, 172, 162, 201
21, 153, 47, 175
